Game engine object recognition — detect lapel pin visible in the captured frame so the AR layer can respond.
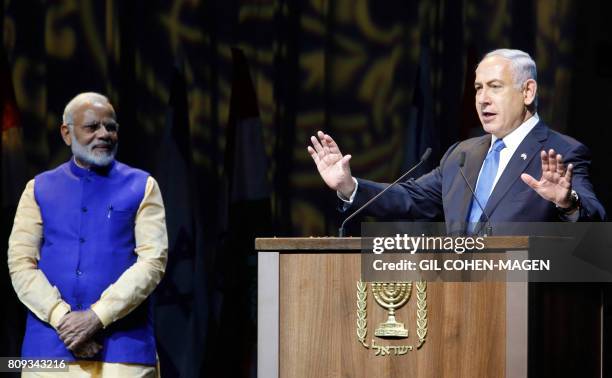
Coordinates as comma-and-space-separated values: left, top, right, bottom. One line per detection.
520, 153, 527, 160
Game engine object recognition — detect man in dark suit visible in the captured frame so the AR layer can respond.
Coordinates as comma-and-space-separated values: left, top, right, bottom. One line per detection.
307, 49, 605, 232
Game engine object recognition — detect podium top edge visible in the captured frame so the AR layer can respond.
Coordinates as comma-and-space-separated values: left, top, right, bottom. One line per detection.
255, 236, 531, 251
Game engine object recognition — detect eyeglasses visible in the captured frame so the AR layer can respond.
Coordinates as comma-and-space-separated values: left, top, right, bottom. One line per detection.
72, 122, 120, 134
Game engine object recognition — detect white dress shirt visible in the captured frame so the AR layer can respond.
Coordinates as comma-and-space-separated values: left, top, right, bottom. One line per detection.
477, 113, 539, 194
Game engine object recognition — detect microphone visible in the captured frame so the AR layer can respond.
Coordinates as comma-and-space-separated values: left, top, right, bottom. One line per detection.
458, 152, 492, 236
338, 148, 432, 237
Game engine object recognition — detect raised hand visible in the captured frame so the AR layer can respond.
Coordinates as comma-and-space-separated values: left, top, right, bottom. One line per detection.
520, 149, 574, 209
307, 130, 355, 198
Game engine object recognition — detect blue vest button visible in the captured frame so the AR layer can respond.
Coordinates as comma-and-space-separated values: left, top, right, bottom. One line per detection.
81, 207, 87, 212
79, 237, 85, 243
76, 270, 82, 276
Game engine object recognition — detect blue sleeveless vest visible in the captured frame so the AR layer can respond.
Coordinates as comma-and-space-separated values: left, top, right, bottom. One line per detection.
21, 159, 157, 365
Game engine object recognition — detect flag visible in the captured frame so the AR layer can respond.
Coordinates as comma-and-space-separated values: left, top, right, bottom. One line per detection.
154, 62, 207, 378
209, 47, 271, 378
0, 45, 28, 360
1, 47, 26, 209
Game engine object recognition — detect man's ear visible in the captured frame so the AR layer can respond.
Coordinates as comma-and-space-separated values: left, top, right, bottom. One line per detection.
60, 124, 72, 146
523, 79, 537, 107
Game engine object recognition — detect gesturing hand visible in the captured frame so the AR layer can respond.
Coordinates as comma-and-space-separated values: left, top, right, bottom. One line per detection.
57, 310, 103, 351
307, 130, 355, 198
520, 149, 574, 209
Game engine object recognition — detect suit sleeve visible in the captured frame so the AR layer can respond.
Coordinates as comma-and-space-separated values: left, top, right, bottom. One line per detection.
564, 143, 606, 221
346, 143, 459, 220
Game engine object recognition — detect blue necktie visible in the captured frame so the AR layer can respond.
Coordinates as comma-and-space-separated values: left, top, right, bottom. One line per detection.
468, 139, 506, 231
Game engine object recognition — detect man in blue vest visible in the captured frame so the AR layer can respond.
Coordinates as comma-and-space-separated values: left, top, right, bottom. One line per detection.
307, 49, 605, 230
8, 92, 168, 376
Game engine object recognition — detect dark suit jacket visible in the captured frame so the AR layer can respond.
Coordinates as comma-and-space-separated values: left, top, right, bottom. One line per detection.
349, 121, 606, 233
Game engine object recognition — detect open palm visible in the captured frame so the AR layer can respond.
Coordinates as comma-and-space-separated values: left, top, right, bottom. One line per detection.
520, 149, 573, 208
307, 131, 355, 197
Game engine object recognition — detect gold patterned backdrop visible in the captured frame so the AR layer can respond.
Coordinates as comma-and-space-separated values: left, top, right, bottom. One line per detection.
3, 0, 588, 236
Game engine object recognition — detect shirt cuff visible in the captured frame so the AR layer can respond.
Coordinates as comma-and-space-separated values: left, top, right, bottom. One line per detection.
90, 302, 112, 329
49, 302, 71, 329
337, 177, 358, 203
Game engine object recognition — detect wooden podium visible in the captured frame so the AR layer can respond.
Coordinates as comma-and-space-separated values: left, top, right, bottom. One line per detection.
256, 237, 603, 378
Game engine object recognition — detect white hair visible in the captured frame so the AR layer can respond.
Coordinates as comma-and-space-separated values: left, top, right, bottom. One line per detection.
62, 92, 113, 127
482, 49, 537, 88
481, 49, 538, 108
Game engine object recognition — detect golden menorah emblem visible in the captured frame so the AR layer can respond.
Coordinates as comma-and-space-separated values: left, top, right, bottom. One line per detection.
371, 282, 412, 338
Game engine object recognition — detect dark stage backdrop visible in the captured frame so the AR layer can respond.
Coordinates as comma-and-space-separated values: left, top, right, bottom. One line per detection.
2, 1, 611, 377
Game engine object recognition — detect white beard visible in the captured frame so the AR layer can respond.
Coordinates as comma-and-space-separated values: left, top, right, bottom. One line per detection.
71, 134, 118, 167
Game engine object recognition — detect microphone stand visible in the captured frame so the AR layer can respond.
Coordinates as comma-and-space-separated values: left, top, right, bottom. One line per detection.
338, 148, 432, 237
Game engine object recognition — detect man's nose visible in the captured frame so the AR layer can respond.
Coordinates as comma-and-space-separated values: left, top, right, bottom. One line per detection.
95, 125, 112, 139
477, 89, 491, 105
